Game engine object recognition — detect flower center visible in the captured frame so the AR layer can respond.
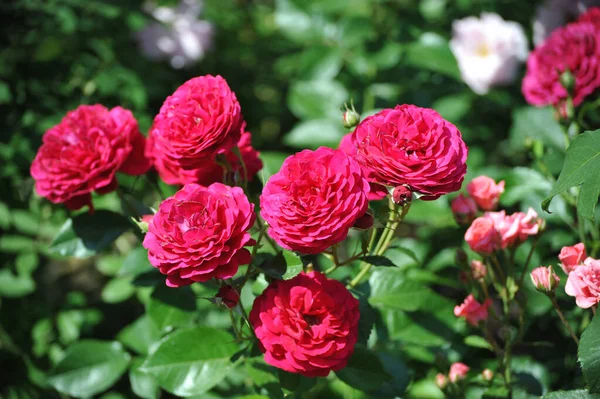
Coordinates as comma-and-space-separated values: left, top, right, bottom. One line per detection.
302, 314, 320, 326
476, 43, 491, 57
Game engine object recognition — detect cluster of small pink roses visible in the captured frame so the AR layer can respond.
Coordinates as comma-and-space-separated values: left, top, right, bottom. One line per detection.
30, 75, 469, 377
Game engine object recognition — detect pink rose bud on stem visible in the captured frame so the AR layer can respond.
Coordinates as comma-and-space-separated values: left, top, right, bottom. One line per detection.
558, 243, 587, 274
465, 217, 500, 254
482, 369, 494, 381
467, 176, 505, 211
435, 373, 448, 389
454, 294, 491, 326
392, 185, 412, 207
451, 194, 478, 224
471, 260, 487, 281
449, 362, 470, 383
530, 266, 560, 293
216, 285, 240, 309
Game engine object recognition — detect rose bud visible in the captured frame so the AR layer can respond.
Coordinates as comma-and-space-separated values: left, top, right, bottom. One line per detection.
353, 211, 374, 230
451, 194, 478, 224
465, 217, 500, 254
435, 373, 448, 389
449, 362, 470, 383
530, 265, 560, 293
467, 176, 505, 211
482, 369, 494, 381
471, 260, 487, 280
342, 105, 360, 129
392, 185, 412, 206
216, 285, 240, 309
558, 243, 587, 274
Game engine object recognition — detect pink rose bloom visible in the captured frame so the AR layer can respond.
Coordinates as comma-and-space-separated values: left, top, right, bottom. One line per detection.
467, 176, 505, 211
249, 271, 360, 377
523, 21, 600, 108
559, 243, 587, 274
451, 194, 478, 224
30, 105, 151, 211
146, 75, 244, 177
566, 261, 600, 308
449, 362, 470, 383
579, 7, 600, 27
484, 208, 542, 249
338, 134, 387, 201
143, 183, 255, 287
260, 147, 370, 254
530, 265, 560, 292
465, 217, 500, 254
149, 128, 262, 185
454, 294, 492, 326
352, 105, 468, 200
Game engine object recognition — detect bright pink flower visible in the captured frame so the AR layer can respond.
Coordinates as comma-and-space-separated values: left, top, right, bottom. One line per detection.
522, 21, 600, 108
559, 243, 587, 274
484, 208, 542, 249
260, 147, 370, 254
451, 194, 478, 224
146, 75, 244, 179
465, 217, 500, 254
530, 266, 560, 292
449, 362, 470, 383
351, 105, 468, 200
149, 128, 262, 185
143, 183, 255, 287
30, 105, 150, 211
454, 294, 491, 326
579, 7, 600, 28
467, 176, 505, 211
338, 134, 387, 201
249, 271, 360, 377
566, 261, 600, 308
216, 285, 240, 308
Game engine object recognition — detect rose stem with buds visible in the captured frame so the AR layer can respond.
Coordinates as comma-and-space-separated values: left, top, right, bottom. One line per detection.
550, 295, 579, 345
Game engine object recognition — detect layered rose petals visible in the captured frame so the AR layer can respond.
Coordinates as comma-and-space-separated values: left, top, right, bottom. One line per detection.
143, 183, 255, 287
559, 243, 587, 274
566, 259, 600, 308
249, 271, 360, 377
30, 104, 151, 210
523, 21, 600, 108
467, 176, 505, 211
146, 75, 245, 184
260, 147, 370, 254
351, 105, 468, 200
338, 134, 387, 201
454, 294, 491, 326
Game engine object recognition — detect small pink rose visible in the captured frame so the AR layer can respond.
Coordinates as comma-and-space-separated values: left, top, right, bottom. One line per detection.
566, 262, 600, 308
449, 362, 470, 383
465, 217, 500, 254
454, 294, 491, 326
558, 243, 587, 274
451, 194, 478, 224
467, 176, 505, 211
530, 265, 560, 292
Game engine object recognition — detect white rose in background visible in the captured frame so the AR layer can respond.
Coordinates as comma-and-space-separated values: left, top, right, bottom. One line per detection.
137, 0, 214, 69
450, 13, 528, 95
533, 0, 600, 46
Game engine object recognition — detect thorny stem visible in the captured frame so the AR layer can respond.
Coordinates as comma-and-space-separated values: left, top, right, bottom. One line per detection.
550, 295, 580, 345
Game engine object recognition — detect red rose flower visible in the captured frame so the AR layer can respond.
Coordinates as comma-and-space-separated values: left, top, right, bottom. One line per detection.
578, 7, 600, 28
523, 21, 600, 108
260, 147, 370, 254
338, 134, 387, 201
149, 128, 262, 185
143, 183, 255, 287
146, 75, 244, 178
249, 271, 360, 377
351, 105, 468, 200
30, 105, 150, 211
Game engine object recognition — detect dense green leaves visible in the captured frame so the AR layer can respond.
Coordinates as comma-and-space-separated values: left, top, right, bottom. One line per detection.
48, 210, 132, 257
283, 119, 345, 149
510, 107, 566, 150
579, 313, 600, 393
117, 315, 161, 356
47, 340, 130, 398
147, 285, 197, 333
543, 130, 600, 220
141, 326, 238, 397
543, 391, 600, 399
335, 345, 393, 392
129, 358, 159, 399
287, 80, 348, 120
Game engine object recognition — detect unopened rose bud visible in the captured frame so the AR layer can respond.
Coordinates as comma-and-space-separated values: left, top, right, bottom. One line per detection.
530, 265, 560, 293
435, 373, 448, 389
449, 362, 470, 383
482, 369, 494, 381
392, 185, 412, 206
353, 211, 374, 230
560, 70, 575, 95
451, 194, 477, 224
342, 108, 361, 129
216, 285, 240, 309
471, 260, 487, 280
132, 214, 154, 233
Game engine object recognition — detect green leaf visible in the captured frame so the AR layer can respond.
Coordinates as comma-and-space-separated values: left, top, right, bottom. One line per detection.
47, 340, 130, 398
283, 119, 345, 149
282, 250, 303, 280
101, 277, 135, 304
543, 391, 600, 399
11, 210, 40, 235
256, 251, 303, 280
130, 358, 159, 399
147, 285, 197, 333
0, 267, 35, 297
510, 107, 565, 151
287, 80, 348, 120
404, 39, 460, 79
96, 254, 123, 276
48, 210, 132, 258
357, 295, 375, 345
118, 315, 161, 356
0, 235, 37, 253
119, 247, 153, 277
580, 312, 600, 393
141, 326, 238, 397
464, 335, 493, 350
369, 269, 451, 312
543, 130, 600, 220
362, 255, 397, 267
259, 151, 288, 185
278, 369, 317, 393
432, 93, 472, 122
335, 345, 393, 392
57, 310, 84, 345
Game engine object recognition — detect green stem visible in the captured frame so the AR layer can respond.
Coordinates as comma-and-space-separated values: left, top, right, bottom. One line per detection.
517, 236, 539, 289
550, 296, 580, 345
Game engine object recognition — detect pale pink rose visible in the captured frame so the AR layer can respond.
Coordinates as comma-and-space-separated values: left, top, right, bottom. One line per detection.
559, 243, 587, 274
454, 294, 492, 326
449, 362, 470, 383
451, 194, 478, 224
530, 265, 560, 292
484, 208, 542, 249
465, 217, 500, 254
467, 176, 505, 211
565, 262, 600, 308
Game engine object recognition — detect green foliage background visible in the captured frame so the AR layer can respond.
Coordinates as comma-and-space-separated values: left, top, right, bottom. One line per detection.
2, 0, 597, 398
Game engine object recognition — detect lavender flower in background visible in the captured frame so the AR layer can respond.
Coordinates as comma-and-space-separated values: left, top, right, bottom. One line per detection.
137, 0, 214, 69
450, 13, 528, 95
533, 0, 600, 46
